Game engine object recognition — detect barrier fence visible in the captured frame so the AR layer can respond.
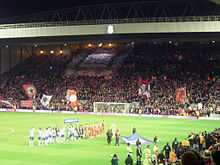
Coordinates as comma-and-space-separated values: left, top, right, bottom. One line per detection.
1, 15, 220, 29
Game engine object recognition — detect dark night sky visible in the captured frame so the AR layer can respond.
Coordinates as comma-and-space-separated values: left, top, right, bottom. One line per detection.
0, 0, 141, 18
0, 0, 216, 19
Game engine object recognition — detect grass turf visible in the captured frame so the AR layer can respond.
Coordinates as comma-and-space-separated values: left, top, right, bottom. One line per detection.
0, 112, 219, 165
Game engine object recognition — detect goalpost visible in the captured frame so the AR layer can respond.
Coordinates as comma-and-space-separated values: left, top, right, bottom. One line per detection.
93, 102, 130, 113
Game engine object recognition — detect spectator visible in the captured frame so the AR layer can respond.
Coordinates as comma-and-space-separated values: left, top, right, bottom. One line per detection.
181, 150, 205, 165
211, 151, 220, 165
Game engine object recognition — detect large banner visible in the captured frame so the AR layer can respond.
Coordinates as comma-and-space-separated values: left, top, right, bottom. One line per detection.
20, 100, 33, 108
22, 84, 37, 98
66, 89, 78, 110
176, 87, 186, 104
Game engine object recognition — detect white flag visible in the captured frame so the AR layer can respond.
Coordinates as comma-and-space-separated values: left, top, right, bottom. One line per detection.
41, 94, 52, 107
148, 84, 151, 91
0, 100, 13, 108
138, 84, 150, 98
138, 84, 146, 95
143, 91, 151, 98
198, 103, 203, 110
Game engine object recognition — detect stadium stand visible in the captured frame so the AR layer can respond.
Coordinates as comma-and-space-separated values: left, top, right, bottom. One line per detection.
0, 42, 219, 117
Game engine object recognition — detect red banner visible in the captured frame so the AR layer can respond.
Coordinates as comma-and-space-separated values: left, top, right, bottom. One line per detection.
20, 100, 33, 108
22, 84, 37, 98
66, 89, 78, 110
176, 87, 186, 104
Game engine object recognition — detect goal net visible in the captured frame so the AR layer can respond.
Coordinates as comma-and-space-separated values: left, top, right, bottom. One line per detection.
93, 102, 130, 113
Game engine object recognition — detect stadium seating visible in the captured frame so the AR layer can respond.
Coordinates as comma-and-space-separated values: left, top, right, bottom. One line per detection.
0, 43, 219, 116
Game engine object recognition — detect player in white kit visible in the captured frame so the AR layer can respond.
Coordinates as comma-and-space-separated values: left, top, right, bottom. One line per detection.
45, 128, 49, 145
66, 126, 71, 142
60, 127, 65, 143
48, 127, 52, 144
52, 128, 56, 143
73, 127, 78, 141
42, 129, 46, 144
29, 127, 35, 146
38, 128, 42, 146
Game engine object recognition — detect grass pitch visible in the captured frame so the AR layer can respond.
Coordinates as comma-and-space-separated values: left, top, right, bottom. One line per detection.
0, 112, 219, 165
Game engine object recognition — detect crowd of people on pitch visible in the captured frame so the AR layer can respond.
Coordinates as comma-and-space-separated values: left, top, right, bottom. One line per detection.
0, 43, 220, 116
29, 126, 80, 146
28, 122, 104, 146
110, 128, 220, 165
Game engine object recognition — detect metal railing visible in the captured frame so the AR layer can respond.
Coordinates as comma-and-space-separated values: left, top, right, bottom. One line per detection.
1, 15, 220, 29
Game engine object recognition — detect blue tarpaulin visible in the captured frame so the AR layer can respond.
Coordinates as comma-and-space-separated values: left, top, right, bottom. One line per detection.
121, 133, 153, 145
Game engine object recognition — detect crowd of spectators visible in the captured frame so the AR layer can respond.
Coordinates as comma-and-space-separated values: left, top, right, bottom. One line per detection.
111, 128, 220, 165
0, 42, 220, 116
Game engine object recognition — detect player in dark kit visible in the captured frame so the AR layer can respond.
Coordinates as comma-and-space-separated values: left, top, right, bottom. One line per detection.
106, 129, 113, 145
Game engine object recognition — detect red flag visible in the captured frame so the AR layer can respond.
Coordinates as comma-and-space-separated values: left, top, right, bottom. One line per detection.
22, 84, 37, 98
66, 89, 78, 110
176, 87, 186, 104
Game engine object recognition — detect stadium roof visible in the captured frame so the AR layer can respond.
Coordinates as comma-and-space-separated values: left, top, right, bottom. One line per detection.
210, 0, 220, 5
1, 0, 220, 24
